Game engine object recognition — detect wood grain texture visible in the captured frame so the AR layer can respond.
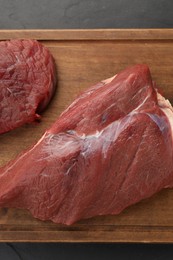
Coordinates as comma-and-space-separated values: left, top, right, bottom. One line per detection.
0, 29, 173, 242
1, 29, 173, 40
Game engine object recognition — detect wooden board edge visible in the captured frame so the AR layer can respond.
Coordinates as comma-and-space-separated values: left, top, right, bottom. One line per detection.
0, 229, 173, 243
0, 29, 173, 40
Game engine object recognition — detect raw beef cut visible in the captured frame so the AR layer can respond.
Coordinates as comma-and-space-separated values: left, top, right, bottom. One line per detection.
0, 39, 56, 134
0, 64, 172, 225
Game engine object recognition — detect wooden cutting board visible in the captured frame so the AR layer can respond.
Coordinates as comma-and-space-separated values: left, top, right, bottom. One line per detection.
0, 29, 173, 242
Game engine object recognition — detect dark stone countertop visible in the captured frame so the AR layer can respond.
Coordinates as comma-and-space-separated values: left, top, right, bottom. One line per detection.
0, 0, 173, 29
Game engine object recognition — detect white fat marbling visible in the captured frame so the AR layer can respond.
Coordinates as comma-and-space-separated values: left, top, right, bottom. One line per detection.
157, 92, 173, 140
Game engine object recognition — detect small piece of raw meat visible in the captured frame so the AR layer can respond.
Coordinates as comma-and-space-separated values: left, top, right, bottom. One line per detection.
0, 64, 172, 225
0, 39, 56, 134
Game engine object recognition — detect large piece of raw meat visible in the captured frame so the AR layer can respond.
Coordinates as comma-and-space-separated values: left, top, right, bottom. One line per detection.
0, 39, 56, 134
0, 64, 172, 225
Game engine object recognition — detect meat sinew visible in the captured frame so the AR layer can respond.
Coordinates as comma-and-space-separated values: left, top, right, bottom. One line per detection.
0, 64, 173, 225
0, 39, 56, 134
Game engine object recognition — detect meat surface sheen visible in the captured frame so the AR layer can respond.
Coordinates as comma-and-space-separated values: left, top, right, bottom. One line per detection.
0, 39, 56, 134
0, 64, 172, 225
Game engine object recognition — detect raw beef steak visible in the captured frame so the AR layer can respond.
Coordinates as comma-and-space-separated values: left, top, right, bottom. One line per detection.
0, 64, 172, 225
0, 39, 56, 134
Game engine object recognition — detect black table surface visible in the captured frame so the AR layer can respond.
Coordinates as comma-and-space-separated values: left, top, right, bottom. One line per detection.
1, 0, 173, 259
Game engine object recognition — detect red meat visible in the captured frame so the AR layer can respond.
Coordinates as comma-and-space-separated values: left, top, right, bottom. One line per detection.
0, 64, 172, 225
0, 39, 56, 134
